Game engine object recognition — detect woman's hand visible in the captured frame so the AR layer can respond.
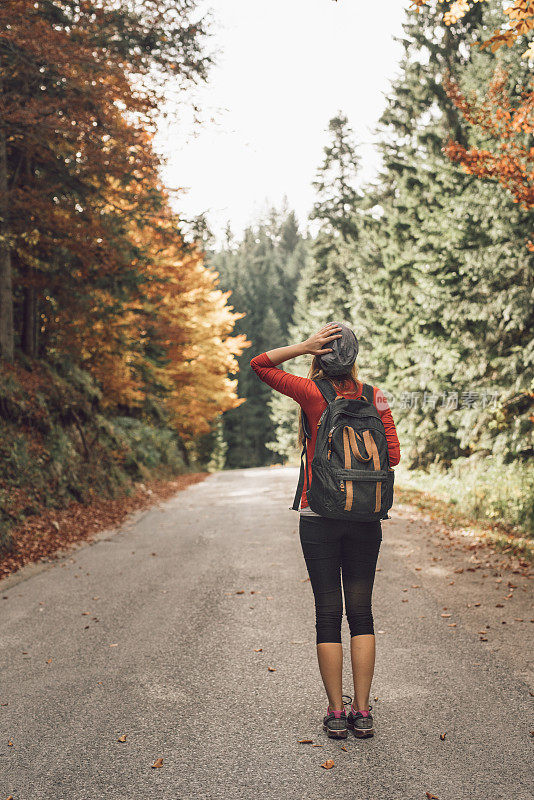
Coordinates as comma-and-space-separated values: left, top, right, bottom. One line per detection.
302, 323, 342, 356
262, 323, 342, 366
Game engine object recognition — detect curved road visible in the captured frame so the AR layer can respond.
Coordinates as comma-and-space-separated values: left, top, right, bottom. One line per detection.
1, 466, 532, 799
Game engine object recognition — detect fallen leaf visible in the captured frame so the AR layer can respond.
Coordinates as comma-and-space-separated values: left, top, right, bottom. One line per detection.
426, 793, 439, 799
109, 643, 118, 647
454, 568, 464, 573
312, 743, 324, 747
267, 666, 276, 672
46, 658, 52, 664
6, 796, 14, 800
81, 612, 90, 616
480, 637, 488, 642
341, 745, 348, 751
7, 739, 14, 746
235, 590, 245, 595
374, 696, 379, 701
151, 758, 164, 769
448, 623, 457, 627
441, 613, 452, 618
411, 584, 421, 588
321, 759, 335, 769
474, 602, 481, 607
496, 603, 504, 608
298, 739, 313, 744
253, 648, 262, 652
117, 734, 127, 743
439, 731, 447, 740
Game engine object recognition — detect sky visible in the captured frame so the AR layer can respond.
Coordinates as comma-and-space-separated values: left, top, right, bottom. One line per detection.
154, 0, 409, 243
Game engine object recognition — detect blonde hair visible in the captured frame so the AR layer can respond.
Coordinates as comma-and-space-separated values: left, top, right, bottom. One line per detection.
297, 356, 361, 447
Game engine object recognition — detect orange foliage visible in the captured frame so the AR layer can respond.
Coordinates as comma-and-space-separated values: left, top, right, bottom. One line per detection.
443, 69, 534, 211
135, 206, 250, 439
2, 0, 249, 440
409, 0, 534, 56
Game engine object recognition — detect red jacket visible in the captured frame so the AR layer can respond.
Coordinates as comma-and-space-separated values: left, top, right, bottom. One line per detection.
250, 352, 401, 509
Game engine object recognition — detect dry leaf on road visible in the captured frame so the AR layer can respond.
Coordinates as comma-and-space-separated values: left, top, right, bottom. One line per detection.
117, 735, 127, 743
321, 759, 335, 769
151, 758, 164, 769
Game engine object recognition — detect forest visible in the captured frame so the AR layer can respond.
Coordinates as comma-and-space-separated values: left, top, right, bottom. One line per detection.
211, 1, 533, 536
0, 0, 532, 559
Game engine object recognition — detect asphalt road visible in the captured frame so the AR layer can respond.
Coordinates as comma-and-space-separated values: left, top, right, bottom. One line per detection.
1, 466, 532, 800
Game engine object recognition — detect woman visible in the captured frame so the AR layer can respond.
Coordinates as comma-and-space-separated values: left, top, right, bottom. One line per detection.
250, 321, 400, 740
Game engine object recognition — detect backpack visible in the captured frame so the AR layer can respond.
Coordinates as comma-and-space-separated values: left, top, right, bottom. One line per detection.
290, 379, 394, 521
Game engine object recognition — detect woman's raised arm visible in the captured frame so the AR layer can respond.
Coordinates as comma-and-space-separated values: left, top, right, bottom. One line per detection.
265, 323, 342, 365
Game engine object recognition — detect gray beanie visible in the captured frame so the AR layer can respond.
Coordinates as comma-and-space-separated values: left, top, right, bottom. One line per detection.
317, 320, 359, 377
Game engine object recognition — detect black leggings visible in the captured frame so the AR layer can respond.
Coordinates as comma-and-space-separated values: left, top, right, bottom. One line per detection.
299, 515, 382, 644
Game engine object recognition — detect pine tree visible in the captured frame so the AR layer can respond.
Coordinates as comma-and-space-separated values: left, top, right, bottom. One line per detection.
212, 208, 305, 468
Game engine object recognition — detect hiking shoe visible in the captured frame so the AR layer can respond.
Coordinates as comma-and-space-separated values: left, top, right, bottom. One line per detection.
347, 703, 374, 738
322, 705, 348, 739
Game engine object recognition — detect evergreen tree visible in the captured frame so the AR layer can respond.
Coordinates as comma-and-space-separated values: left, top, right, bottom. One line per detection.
212, 208, 306, 468
344, 0, 533, 468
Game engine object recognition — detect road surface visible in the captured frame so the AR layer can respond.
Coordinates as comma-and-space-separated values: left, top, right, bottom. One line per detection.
1, 466, 532, 799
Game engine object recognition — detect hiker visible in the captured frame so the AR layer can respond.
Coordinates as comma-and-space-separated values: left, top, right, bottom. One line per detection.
250, 321, 400, 740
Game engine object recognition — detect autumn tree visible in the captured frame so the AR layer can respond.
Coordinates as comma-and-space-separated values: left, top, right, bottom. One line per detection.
410, 0, 534, 56
0, 0, 249, 444
0, 0, 210, 362
443, 69, 533, 215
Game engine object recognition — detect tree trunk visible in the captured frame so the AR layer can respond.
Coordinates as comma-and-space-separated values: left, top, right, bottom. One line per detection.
0, 75, 14, 362
22, 270, 37, 357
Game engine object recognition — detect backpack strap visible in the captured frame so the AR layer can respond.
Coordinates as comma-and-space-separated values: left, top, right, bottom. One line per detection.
290, 410, 311, 511
312, 378, 337, 404
361, 383, 374, 404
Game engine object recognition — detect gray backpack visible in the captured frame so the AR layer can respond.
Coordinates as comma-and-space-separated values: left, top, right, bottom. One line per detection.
290, 379, 394, 520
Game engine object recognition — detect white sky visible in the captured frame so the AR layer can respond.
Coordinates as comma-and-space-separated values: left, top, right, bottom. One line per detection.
154, 0, 408, 243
